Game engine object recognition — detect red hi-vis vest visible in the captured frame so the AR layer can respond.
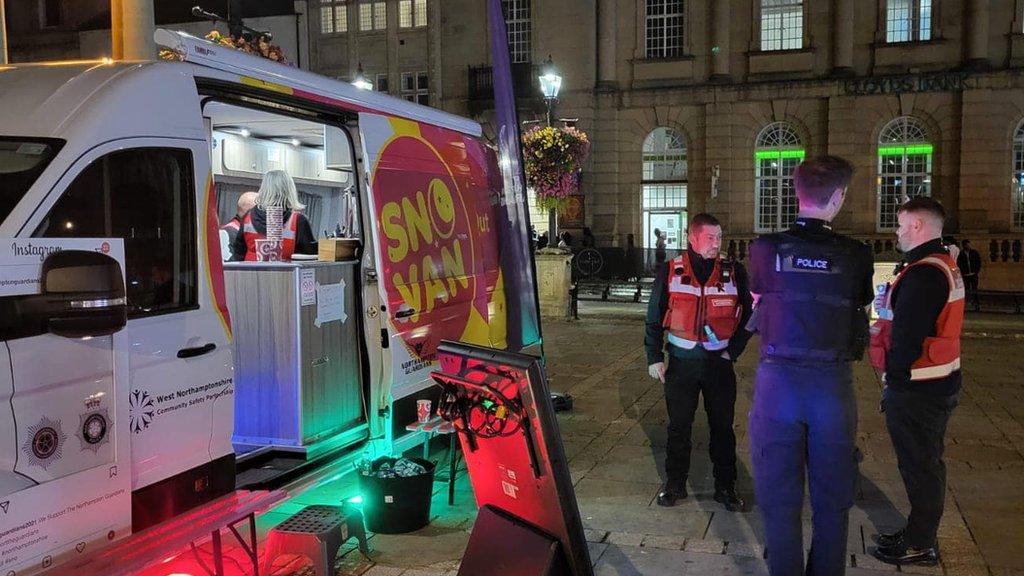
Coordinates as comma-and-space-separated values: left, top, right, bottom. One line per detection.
662, 254, 741, 351
869, 253, 965, 381
242, 211, 300, 262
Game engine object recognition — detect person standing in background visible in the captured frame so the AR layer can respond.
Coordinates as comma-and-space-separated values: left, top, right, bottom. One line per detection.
581, 227, 596, 248
956, 239, 982, 311
654, 228, 667, 264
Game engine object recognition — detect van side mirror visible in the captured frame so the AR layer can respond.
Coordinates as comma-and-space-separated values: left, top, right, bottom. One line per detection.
38, 250, 127, 338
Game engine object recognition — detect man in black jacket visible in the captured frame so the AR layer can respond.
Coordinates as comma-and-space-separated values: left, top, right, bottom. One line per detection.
871, 197, 964, 566
645, 213, 753, 511
956, 239, 982, 310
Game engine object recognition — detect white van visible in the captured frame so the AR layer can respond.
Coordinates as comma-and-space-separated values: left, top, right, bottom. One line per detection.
0, 30, 540, 574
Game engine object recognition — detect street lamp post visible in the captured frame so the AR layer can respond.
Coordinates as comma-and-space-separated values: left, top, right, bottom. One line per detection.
537, 55, 563, 243
0, 0, 8, 64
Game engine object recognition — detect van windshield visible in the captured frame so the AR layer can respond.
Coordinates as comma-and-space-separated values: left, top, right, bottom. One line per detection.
0, 137, 63, 225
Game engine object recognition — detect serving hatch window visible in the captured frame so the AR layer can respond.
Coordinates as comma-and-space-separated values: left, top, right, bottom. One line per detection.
0, 137, 64, 226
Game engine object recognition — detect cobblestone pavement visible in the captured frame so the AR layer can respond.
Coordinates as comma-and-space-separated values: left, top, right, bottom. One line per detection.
543, 314, 1024, 576
165, 313, 1023, 575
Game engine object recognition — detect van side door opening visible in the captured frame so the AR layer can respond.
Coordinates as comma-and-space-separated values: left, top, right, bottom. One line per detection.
199, 94, 378, 472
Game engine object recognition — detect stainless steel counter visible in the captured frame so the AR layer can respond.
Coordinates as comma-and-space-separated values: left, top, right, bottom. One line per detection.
224, 261, 364, 451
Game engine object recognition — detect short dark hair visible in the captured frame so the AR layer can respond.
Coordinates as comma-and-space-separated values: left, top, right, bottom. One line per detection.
690, 213, 721, 232
898, 196, 946, 223
794, 155, 854, 208
961, 239, 971, 247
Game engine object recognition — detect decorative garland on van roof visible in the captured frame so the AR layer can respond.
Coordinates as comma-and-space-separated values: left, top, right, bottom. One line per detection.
159, 30, 288, 65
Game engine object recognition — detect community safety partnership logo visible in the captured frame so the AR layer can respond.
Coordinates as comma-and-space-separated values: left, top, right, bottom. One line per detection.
128, 389, 155, 434
128, 380, 234, 434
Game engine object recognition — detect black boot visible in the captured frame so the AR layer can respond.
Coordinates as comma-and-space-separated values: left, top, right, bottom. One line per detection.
713, 487, 745, 512
872, 542, 939, 566
871, 528, 905, 549
656, 481, 687, 507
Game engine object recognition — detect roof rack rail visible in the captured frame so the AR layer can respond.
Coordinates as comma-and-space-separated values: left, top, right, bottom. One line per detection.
154, 29, 481, 137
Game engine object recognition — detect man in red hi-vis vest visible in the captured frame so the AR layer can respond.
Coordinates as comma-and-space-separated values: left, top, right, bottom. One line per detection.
869, 197, 964, 567
220, 191, 257, 261
645, 213, 753, 511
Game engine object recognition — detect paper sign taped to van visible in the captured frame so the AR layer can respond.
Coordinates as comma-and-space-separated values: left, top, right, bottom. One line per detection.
0, 239, 125, 297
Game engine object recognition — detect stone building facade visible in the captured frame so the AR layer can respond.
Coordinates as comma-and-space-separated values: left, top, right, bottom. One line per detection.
308, 0, 1024, 273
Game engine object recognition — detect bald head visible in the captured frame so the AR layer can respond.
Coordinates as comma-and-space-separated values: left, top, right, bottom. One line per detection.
237, 192, 258, 218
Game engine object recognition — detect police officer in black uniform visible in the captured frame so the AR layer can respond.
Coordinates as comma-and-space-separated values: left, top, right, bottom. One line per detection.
747, 156, 874, 576
645, 213, 753, 511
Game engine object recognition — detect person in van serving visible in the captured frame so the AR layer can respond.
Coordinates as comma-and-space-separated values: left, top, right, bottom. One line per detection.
231, 170, 318, 261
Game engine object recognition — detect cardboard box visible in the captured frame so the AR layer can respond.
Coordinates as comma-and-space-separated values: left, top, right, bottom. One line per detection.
318, 238, 360, 261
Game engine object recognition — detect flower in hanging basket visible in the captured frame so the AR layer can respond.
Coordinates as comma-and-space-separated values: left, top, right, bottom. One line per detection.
521, 125, 591, 214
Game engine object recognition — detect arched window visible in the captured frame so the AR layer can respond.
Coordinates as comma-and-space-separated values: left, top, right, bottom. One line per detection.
641, 128, 687, 251
1013, 121, 1024, 230
877, 116, 932, 231
755, 122, 804, 232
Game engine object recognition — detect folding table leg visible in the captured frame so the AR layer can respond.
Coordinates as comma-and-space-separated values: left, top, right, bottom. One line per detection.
229, 513, 260, 576
211, 528, 225, 576
448, 434, 459, 506
249, 513, 259, 576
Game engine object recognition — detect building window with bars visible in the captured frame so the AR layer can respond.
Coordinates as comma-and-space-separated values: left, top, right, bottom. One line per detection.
760, 0, 802, 51
641, 128, 688, 252
877, 117, 932, 231
399, 0, 427, 28
376, 74, 389, 93
320, 0, 348, 34
501, 0, 531, 64
645, 0, 684, 59
1013, 121, 1024, 229
359, 0, 387, 31
755, 122, 804, 233
886, 0, 932, 43
402, 72, 429, 106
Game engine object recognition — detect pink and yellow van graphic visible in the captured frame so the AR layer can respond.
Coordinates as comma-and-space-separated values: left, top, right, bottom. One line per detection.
364, 115, 506, 365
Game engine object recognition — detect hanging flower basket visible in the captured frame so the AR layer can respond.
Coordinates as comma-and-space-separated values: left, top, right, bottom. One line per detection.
522, 125, 591, 214
160, 30, 289, 64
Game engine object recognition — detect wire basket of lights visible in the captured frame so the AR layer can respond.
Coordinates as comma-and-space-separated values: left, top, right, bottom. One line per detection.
521, 125, 591, 214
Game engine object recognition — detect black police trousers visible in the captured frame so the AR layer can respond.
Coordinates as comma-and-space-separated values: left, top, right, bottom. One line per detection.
883, 386, 959, 549
663, 353, 738, 490
749, 361, 858, 576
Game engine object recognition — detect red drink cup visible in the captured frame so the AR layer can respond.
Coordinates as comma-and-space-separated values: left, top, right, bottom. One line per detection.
417, 399, 432, 424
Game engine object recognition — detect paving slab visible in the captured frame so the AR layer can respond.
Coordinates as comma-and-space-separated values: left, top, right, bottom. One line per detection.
236, 315, 1024, 575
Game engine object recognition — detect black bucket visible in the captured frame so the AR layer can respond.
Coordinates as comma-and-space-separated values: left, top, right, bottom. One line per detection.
357, 457, 435, 534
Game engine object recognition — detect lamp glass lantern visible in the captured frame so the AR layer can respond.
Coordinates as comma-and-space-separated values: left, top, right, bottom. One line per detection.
538, 56, 562, 101
352, 63, 373, 90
